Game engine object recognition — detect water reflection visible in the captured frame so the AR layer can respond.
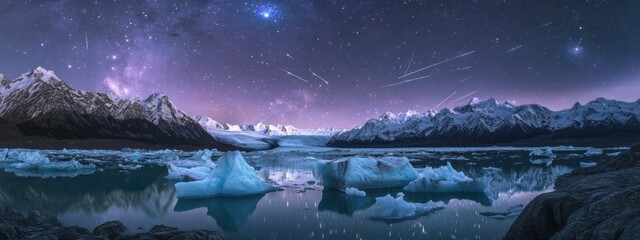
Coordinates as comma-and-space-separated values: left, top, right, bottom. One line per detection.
0, 167, 174, 218
318, 189, 375, 216
174, 194, 264, 232
404, 192, 493, 206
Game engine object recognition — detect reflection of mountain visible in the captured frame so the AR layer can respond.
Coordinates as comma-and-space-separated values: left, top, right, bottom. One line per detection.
404, 192, 493, 206
174, 195, 264, 232
0, 166, 174, 218
318, 189, 375, 216
483, 165, 573, 199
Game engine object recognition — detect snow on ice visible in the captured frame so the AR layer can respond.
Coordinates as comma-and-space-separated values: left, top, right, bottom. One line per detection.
403, 162, 490, 193
175, 151, 272, 198
318, 156, 418, 191
345, 187, 367, 197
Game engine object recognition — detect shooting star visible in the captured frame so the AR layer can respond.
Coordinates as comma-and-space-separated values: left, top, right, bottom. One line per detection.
446, 66, 472, 73
85, 32, 89, 53
531, 22, 553, 31
434, 91, 457, 110
286, 53, 295, 61
403, 56, 414, 76
381, 75, 431, 88
451, 91, 477, 103
501, 45, 523, 54
399, 51, 475, 79
280, 68, 308, 83
459, 76, 473, 82
308, 68, 329, 84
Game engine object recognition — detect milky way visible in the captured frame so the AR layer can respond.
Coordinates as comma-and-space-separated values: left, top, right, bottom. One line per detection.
0, 1, 639, 128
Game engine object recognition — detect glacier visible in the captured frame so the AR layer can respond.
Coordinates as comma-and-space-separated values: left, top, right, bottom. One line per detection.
174, 151, 273, 198
318, 156, 418, 191
403, 162, 490, 193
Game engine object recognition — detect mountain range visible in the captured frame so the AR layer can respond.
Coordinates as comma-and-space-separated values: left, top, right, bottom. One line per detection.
193, 115, 342, 136
0, 67, 230, 150
329, 97, 640, 147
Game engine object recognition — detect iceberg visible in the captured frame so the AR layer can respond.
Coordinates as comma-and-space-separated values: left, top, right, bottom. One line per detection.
529, 158, 554, 166
0, 148, 7, 161
345, 187, 366, 197
318, 156, 418, 190
479, 204, 524, 219
175, 151, 272, 198
403, 162, 490, 193
4, 151, 96, 178
584, 148, 603, 156
370, 193, 441, 220
580, 161, 597, 168
166, 165, 214, 181
607, 151, 621, 157
529, 147, 555, 158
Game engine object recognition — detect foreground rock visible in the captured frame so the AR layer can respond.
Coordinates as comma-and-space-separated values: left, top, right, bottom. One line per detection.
0, 207, 223, 240
504, 144, 640, 240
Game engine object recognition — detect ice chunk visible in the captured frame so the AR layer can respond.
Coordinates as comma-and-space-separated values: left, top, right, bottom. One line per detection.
580, 161, 597, 168
529, 158, 554, 166
529, 147, 555, 158
370, 193, 441, 220
403, 162, 490, 193
479, 204, 524, 219
5, 151, 96, 178
607, 151, 621, 157
118, 163, 142, 170
318, 156, 418, 190
175, 151, 272, 198
191, 149, 217, 161
0, 148, 8, 161
345, 187, 366, 197
439, 155, 468, 161
166, 165, 214, 181
584, 148, 603, 156
125, 152, 144, 161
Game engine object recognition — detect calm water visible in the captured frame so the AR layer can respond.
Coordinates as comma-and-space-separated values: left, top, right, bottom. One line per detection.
0, 147, 619, 240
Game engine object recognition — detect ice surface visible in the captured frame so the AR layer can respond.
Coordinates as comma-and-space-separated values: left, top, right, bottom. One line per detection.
3, 150, 96, 178
529, 147, 555, 158
439, 155, 468, 161
529, 158, 554, 166
318, 156, 418, 190
118, 164, 142, 170
0, 148, 7, 161
403, 162, 489, 193
580, 162, 597, 168
584, 148, 604, 156
479, 204, 524, 219
369, 193, 441, 220
345, 187, 366, 197
175, 151, 272, 198
166, 165, 214, 181
607, 151, 621, 156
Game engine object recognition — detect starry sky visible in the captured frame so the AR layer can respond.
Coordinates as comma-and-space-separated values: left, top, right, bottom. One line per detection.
1, 0, 639, 128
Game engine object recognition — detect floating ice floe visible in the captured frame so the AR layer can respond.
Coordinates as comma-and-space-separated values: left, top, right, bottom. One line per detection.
403, 162, 489, 193
345, 187, 366, 197
584, 148, 603, 156
579, 162, 597, 168
439, 155, 469, 161
166, 165, 214, 181
479, 204, 524, 219
607, 151, 621, 157
370, 193, 441, 220
175, 151, 273, 198
118, 163, 142, 170
0, 148, 8, 161
318, 156, 418, 191
125, 152, 144, 161
4, 151, 96, 178
529, 147, 555, 158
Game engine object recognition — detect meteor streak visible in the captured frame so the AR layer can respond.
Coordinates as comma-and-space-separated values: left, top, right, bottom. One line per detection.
403, 56, 414, 76
502, 45, 522, 54
434, 91, 457, 109
531, 22, 553, 31
280, 68, 308, 83
459, 76, 473, 82
446, 66, 472, 73
308, 68, 329, 84
451, 91, 477, 103
381, 75, 431, 88
286, 53, 295, 61
399, 51, 475, 79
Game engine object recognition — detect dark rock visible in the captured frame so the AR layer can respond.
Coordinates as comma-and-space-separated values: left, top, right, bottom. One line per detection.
93, 221, 128, 239
504, 144, 640, 240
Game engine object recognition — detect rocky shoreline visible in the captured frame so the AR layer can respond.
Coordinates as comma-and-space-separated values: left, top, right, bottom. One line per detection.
0, 208, 223, 240
504, 144, 640, 240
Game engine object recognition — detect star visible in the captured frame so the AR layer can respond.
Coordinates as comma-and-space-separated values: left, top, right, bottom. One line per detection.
255, 4, 278, 20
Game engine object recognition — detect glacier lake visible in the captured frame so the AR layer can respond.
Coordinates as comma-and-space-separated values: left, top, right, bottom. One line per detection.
0, 147, 622, 240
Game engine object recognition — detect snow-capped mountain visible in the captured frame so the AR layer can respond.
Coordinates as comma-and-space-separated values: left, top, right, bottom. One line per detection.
329, 97, 640, 147
0, 67, 230, 148
193, 115, 342, 136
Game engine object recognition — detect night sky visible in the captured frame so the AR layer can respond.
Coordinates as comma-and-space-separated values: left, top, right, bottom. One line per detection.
1, 1, 639, 128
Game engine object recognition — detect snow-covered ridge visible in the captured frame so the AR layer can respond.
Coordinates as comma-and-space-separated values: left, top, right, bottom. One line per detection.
331, 97, 640, 146
193, 115, 342, 136
0, 67, 193, 126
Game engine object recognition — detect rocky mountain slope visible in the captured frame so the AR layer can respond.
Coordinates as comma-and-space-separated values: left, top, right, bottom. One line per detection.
0, 67, 231, 149
329, 97, 640, 147
504, 144, 640, 240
